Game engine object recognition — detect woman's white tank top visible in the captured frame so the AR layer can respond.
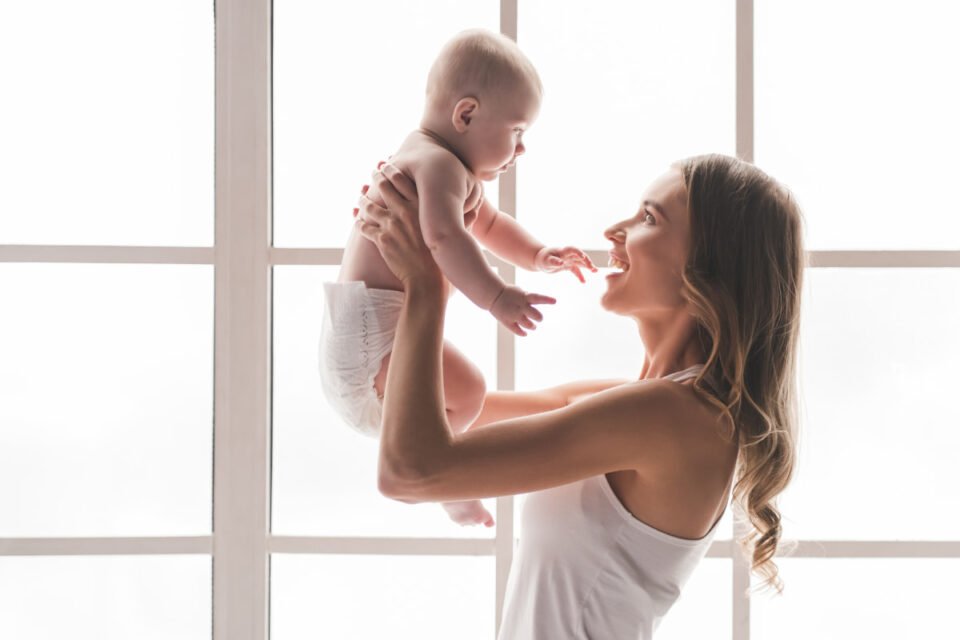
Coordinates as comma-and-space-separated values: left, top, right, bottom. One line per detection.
497, 364, 721, 640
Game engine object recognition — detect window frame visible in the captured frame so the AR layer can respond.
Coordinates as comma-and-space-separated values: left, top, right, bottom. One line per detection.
1, 0, 959, 639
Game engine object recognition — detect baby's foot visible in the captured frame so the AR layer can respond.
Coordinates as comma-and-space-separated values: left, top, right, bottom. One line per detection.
442, 500, 495, 527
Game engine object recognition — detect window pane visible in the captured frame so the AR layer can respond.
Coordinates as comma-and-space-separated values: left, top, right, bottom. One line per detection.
517, 0, 735, 248
271, 554, 495, 640
755, 0, 960, 250
784, 269, 960, 540
751, 559, 960, 640
0, 264, 213, 536
0, 555, 211, 640
656, 559, 731, 640
272, 266, 496, 537
273, 1, 500, 247
0, 1, 214, 246
515, 270, 646, 387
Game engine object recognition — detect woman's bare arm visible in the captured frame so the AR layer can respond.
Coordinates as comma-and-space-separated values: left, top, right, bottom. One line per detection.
470, 379, 631, 429
375, 279, 683, 503
356, 164, 681, 504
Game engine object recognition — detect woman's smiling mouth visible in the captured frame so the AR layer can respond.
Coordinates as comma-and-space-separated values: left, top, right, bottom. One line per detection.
608, 253, 630, 272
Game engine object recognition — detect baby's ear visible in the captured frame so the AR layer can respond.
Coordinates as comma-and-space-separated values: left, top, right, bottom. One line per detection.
452, 97, 479, 133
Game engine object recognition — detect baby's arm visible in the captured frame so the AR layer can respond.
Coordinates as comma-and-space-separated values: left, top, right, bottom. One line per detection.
469, 197, 544, 271
471, 197, 597, 282
416, 158, 555, 335
417, 160, 505, 310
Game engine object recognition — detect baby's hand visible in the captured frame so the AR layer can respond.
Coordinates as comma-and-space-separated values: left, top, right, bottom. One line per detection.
489, 285, 556, 337
534, 246, 598, 283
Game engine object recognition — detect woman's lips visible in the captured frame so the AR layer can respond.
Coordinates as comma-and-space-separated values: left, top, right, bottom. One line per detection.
607, 254, 630, 271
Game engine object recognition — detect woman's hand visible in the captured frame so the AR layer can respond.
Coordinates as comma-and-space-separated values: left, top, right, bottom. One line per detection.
355, 163, 445, 290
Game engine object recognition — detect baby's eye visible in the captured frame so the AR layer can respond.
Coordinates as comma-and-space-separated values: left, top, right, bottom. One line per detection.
643, 210, 656, 225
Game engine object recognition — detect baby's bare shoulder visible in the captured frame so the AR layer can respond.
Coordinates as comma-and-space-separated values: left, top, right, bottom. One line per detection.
397, 132, 470, 194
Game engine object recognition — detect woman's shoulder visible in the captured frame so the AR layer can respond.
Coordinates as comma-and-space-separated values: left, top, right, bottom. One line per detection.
611, 377, 734, 459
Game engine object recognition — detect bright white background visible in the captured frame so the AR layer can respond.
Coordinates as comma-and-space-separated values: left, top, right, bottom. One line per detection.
1, 0, 958, 638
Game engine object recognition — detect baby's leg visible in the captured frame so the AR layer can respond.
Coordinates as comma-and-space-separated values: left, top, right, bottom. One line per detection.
372, 339, 486, 435
372, 340, 493, 527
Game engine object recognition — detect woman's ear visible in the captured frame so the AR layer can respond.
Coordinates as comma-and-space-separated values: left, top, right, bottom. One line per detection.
452, 97, 479, 133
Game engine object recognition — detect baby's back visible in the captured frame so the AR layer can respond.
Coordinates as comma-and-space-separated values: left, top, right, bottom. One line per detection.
338, 131, 483, 292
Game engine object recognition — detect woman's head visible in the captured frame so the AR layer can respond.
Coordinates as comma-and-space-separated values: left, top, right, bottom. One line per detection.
679, 154, 805, 593
601, 167, 691, 319
605, 154, 805, 592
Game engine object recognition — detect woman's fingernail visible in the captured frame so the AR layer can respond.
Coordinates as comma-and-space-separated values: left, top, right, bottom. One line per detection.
361, 184, 369, 195
352, 208, 359, 216
377, 160, 386, 169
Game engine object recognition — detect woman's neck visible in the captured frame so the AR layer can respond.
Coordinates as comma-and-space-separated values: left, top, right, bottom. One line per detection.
636, 311, 706, 380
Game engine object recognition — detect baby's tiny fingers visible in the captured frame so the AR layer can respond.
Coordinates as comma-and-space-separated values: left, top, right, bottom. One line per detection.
511, 323, 527, 337
525, 306, 544, 323
569, 266, 585, 283
527, 294, 557, 305
519, 317, 536, 330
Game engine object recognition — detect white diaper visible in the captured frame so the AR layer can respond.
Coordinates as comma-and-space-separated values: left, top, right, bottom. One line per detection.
319, 281, 405, 437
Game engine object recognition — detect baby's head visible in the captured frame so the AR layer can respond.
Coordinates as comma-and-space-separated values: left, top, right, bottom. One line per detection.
424, 29, 543, 181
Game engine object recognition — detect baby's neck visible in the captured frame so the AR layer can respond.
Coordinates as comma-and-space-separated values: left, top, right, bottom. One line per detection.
418, 114, 473, 171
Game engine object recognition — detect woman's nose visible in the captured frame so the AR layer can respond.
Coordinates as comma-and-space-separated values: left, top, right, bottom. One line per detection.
604, 225, 626, 243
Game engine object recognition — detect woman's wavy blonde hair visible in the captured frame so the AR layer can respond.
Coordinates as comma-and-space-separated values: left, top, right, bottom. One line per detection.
676, 154, 805, 594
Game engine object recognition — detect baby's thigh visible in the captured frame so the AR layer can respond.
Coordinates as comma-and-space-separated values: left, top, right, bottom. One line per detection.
370, 341, 486, 408
440, 340, 486, 406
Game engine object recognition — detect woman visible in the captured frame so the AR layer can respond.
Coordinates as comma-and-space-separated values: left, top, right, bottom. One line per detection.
354, 153, 805, 639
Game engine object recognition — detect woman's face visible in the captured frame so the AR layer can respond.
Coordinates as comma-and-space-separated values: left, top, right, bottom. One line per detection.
600, 168, 691, 319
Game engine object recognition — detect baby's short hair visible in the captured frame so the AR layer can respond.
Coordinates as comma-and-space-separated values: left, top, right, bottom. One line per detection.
426, 29, 543, 109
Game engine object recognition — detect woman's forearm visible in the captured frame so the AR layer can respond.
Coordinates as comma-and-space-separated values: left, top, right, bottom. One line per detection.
378, 281, 451, 481
468, 379, 632, 431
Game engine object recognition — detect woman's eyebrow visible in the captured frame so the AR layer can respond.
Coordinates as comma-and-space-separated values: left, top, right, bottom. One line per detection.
643, 199, 668, 220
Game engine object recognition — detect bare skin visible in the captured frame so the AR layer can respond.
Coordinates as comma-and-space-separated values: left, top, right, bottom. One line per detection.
340, 75, 596, 527
356, 164, 738, 541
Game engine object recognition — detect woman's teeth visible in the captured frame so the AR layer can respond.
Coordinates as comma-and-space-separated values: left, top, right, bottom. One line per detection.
608, 256, 630, 271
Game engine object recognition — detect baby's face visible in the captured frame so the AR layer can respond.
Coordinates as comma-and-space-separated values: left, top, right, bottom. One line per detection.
463, 85, 541, 181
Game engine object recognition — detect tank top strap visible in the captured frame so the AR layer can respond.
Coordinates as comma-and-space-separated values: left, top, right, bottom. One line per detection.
660, 363, 705, 383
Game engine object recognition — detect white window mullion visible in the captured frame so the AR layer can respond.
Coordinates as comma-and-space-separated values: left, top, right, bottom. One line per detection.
0, 245, 213, 264
496, 2, 520, 634
734, 0, 754, 637
213, 0, 272, 639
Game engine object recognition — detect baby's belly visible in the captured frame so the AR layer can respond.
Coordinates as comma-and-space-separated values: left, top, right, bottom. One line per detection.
337, 225, 404, 291
337, 225, 456, 299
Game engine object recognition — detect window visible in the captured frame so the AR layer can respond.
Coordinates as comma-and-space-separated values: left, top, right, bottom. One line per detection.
2, 1, 957, 638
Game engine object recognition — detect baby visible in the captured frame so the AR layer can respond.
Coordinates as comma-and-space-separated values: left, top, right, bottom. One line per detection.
319, 29, 596, 527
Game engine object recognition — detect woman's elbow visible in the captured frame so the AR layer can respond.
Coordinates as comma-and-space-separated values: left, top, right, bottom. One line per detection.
377, 458, 433, 504
377, 470, 419, 504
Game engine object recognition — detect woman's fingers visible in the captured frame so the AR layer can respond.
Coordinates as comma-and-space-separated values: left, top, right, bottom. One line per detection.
380, 163, 418, 201
354, 217, 379, 242
356, 194, 387, 225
